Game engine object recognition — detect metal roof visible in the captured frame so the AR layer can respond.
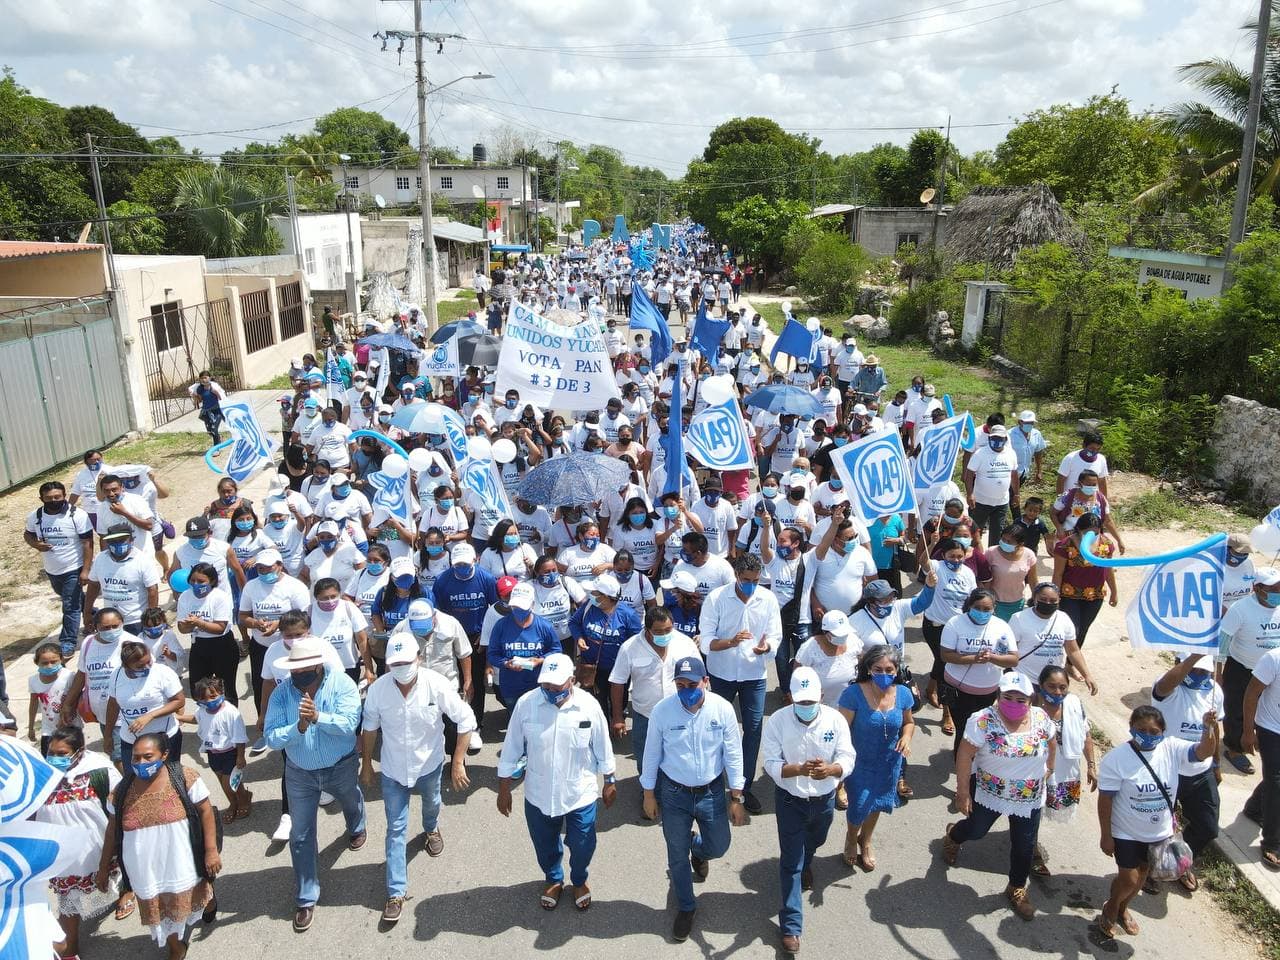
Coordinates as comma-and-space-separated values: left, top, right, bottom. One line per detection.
431, 221, 487, 244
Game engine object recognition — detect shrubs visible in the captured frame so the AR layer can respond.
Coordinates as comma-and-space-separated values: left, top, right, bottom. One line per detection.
1107, 377, 1216, 478
793, 233, 871, 314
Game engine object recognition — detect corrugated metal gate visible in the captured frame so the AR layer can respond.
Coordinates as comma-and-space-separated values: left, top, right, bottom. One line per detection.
0, 298, 132, 491
136, 297, 241, 426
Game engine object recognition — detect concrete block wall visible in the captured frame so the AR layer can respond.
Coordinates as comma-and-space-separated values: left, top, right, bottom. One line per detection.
1211, 394, 1280, 505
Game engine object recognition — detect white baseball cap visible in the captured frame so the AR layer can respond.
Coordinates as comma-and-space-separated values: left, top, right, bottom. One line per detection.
999, 671, 1034, 697
789, 666, 822, 703
820, 610, 855, 640
660, 570, 698, 592
451, 543, 477, 564
590, 573, 621, 599
389, 556, 415, 578
384, 633, 419, 666
1255, 566, 1280, 587
1018, 410, 1037, 423
407, 598, 435, 620
509, 582, 536, 611
255, 548, 282, 568
538, 652, 575, 683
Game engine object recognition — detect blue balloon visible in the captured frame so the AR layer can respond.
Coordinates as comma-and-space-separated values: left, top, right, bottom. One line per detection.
349, 430, 410, 460
169, 568, 191, 593
1078, 530, 1227, 568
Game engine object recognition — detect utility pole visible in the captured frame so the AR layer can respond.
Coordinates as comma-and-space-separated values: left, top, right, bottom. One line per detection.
286, 173, 303, 272
1224, 0, 1273, 288
87, 133, 141, 433
930, 115, 951, 253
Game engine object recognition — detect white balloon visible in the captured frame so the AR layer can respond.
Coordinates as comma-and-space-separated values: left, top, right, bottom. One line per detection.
781, 300, 792, 314
700, 374, 738, 406
467, 436, 493, 461
1251, 522, 1280, 555
407, 448, 433, 473
492, 438, 518, 464
382, 453, 408, 478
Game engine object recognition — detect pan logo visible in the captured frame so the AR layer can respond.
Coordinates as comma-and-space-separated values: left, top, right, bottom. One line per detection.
1136, 547, 1223, 649
432, 345, 449, 365
444, 414, 469, 464
916, 419, 961, 487
0, 740, 57, 822
686, 406, 748, 469
845, 431, 913, 516
222, 402, 274, 482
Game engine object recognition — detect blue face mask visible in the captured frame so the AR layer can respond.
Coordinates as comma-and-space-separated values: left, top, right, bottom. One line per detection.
542, 686, 571, 707
142, 625, 165, 640
393, 574, 416, 590
677, 686, 703, 710
98, 626, 124, 643
704, 493, 721, 506
221, 494, 237, 506
664, 505, 679, 519
778, 545, 794, 559
870, 603, 893, 618
319, 540, 338, 554
1183, 672, 1215, 691
793, 702, 819, 723
834, 437, 848, 447
410, 618, 435, 636
1131, 729, 1164, 751
968, 609, 992, 625
629, 512, 648, 526
737, 580, 757, 598
1078, 485, 1098, 497
830, 479, 844, 491
1226, 550, 1248, 567
454, 564, 474, 579
126, 665, 150, 680
840, 539, 857, 555
88, 462, 102, 472
202, 695, 225, 713
954, 536, 972, 550
365, 562, 385, 576
425, 544, 444, 557
132, 758, 165, 780
38, 664, 61, 678
651, 631, 671, 648
438, 499, 455, 511
998, 541, 1017, 554
539, 572, 559, 587
47, 754, 75, 772
581, 537, 599, 551
1040, 690, 1067, 705
503, 534, 522, 549
191, 582, 212, 599
333, 485, 351, 499
260, 570, 281, 585
871, 673, 896, 690
270, 518, 289, 530
989, 438, 1006, 451
109, 543, 131, 559
188, 537, 209, 551
943, 559, 963, 572
234, 519, 255, 533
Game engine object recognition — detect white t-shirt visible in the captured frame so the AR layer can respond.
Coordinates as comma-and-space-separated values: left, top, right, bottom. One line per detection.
78, 633, 124, 720
1223, 558, 1256, 610
966, 444, 1019, 506
310, 599, 369, 669
344, 567, 390, 617
533, 578, 586, 640
1252, 648, 1280, 736
558, 543, 617, 585
670, 555, 735, 598
1219, 594, 1280, 669
610, 523, 660, 573
810, 544, 877, 614
513, 506, 553, 549
109, 662, 183, 743
238, 575, 312, 647
1010, 608, 1077, 686
1098, 738, 1189, 842
26, 505, 92, 575
309, 421, 353, 469
1057, 450, 1109, 492
88, 551, 160, 624
794, 638, 862, 706
70, 464, 111, 514
176, 587, 234, 639
607, 632, 701, 717
691, 499, 738, 558
29, 669, 79, 735
763, 554, 804, 610
1152, 680, 1223, 776
481, 544, 539, 582
197, 701, 249, 753
264, 520, 307, 575
303, 541, 365, 586
95, 492, 156, 556
924, 562, 977, 626
941, 614, 1017, 693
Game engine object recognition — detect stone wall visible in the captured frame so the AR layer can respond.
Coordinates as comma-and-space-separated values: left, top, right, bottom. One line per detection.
1211, 394, 1280, 504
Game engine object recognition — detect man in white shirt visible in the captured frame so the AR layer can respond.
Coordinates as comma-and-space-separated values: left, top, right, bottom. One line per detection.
361, 634, 475, 923
762, 665, 856, 954
95, 474, 156, 557
25, 480, 94, 657
690, 478, 737, 558
1055, 431, 1109, 498
496, 653, 617, 909
83, 523, 160, 634
699, 553, 782, 814
963, 424, 1020, 548
608, 607, 701, 781
1220, 569, 1280, 773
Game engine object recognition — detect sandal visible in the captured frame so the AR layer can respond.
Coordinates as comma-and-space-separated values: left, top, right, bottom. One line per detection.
202, 895, 218, 924
1225, 751, 1255, 775
1178, 870, 1198, 892
540, 882, 563, 910
573, 884, 592, 911
114, 893, 136, 921
236, 790, 254, 820
843, 831, 860, 868
941, 823, 960, 866
221, 807, 238, 825
1262, 850, 1280, 871
1098, 901, 1119, 940
1119, 911, 1140, 935
897, 778, 914, 801
941, 718, 955, 736
858, 843, 876, 872
1031, 842, 1051, 877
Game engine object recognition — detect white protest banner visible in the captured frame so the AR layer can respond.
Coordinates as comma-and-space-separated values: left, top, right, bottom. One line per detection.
496, 301, 621, 408
832, 427, 917, 526
912, 412, 968, 521
420, 337, 460, 379
1125, 540, 1226, 655
686, 400, 753, 470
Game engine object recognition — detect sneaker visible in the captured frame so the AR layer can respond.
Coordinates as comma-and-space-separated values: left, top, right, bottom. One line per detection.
293, 906, 314, 932
424, 830, 444, 857
1006, 885, 1035, 920
381, 897, 404, 923
672, 909, 695, 943
467, 732, 483, 756
319, 791, 336, 806
272, 814, 292, 842
250, 737, 267, 754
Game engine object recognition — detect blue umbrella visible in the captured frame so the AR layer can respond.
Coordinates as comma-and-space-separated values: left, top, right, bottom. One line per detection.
358, 331, 420, 354
429, 320, 485, 344
390, 401, 455, 434
743, 384, 823, 417
517, 453, 634, 508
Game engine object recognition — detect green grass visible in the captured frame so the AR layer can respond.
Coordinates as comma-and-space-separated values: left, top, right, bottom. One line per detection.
1114, 488, 1258, 533
437, 291, 481, 324
1199, 851, 1280, 959
253, 373, 293, 390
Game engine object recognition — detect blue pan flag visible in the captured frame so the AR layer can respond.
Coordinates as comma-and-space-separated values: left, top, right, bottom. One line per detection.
630, 283, 672, 367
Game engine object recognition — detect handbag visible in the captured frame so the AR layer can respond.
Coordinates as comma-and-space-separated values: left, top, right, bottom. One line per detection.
576, 638, 603, 692
896, 665, 924, 713
1129, 743, 1193, 881
895, 544, 918, 575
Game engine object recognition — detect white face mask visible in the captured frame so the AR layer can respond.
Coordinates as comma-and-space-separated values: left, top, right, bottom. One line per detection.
390, 662, 418, 684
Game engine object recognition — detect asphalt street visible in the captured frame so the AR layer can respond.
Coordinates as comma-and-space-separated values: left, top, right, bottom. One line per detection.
66, 637, 1256, 960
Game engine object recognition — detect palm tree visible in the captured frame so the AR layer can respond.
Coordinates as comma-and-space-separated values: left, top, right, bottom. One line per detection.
172, 165, 286, 258
1140, 6, 1280, 206
282, 134, 338, 185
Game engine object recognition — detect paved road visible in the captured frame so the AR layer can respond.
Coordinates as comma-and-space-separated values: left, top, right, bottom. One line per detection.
67, 640, 1252, 960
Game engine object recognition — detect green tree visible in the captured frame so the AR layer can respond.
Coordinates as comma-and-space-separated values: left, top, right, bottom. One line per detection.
720, 196, 810, 268
795, 233, 871, 313
703, 117, 791, 163
64, 104, 152, 204
105, 199, 165, 254
994, 93, 1176, 205
314, 107, 411, 162
875, 129, 952, 207
172, 166, 284, 258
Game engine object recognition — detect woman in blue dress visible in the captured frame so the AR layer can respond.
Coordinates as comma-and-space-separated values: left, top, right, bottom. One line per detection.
838, 644, 916, 872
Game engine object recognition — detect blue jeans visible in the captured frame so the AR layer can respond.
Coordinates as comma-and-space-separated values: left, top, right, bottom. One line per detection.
523, 799, 597, 886
658, 774, 733, 912
709, 675, 766, 793
949, 786, 1042, 888
47, 568, 84, 656
285, 753, 366, 907
631, 712, 650, 779
382, 766, 443, 897
775, 788, 835, 936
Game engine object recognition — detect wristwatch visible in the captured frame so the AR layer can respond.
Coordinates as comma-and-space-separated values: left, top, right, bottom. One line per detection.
729, 792, 744, 804
604, 774, 616, 785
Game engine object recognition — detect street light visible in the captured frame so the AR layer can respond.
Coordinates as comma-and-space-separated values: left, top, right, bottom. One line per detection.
417, 70, 494, 330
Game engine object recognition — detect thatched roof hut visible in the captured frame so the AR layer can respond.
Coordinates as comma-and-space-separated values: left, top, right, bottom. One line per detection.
942, 183, 1080, 271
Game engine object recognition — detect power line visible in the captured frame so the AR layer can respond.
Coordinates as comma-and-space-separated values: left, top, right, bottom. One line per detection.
0, 192, 292, 235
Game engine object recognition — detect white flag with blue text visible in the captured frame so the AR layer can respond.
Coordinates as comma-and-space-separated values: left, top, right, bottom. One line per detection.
1125, 541, 1226, 655
912, 412, 968, 520
686, 400, 753, 471
832, 427, 917, 526
460, 456, 513, 523
219, 399, 276, 483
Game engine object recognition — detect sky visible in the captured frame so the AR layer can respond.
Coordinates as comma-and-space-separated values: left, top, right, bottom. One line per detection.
0, 0, 1261, 178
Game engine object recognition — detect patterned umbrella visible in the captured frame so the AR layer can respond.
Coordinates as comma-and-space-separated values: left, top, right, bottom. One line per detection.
743, 384, 823, 417
517, 453, 633, 508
